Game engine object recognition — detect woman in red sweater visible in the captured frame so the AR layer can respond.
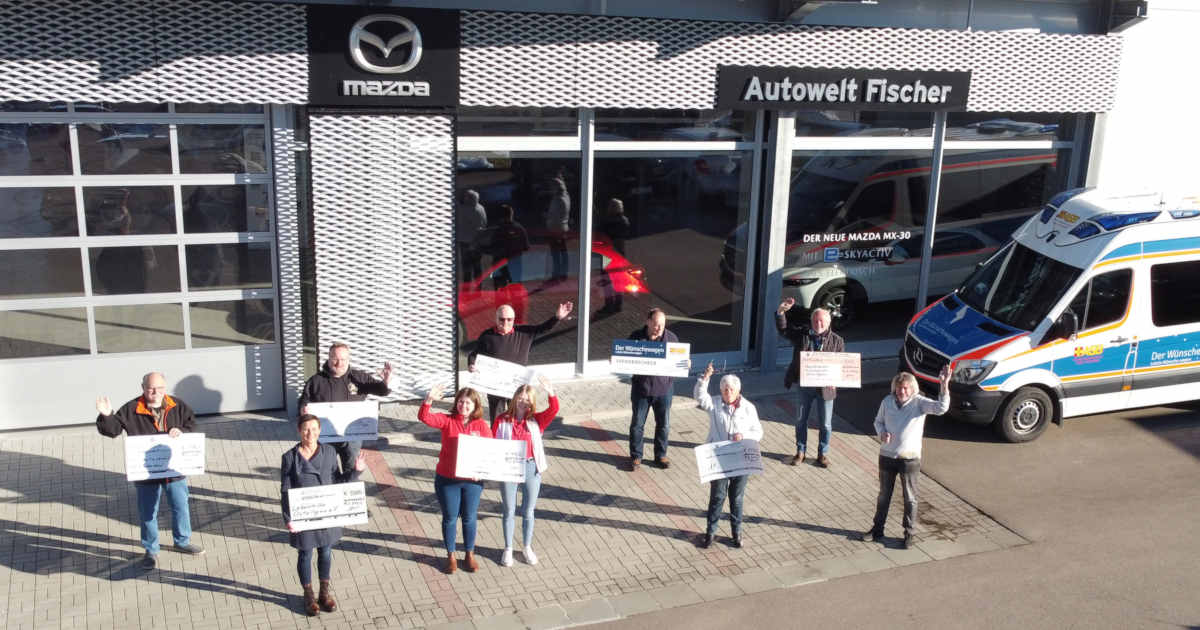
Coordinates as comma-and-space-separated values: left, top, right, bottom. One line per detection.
418, 385, 493, 574
492, 376, 559, 567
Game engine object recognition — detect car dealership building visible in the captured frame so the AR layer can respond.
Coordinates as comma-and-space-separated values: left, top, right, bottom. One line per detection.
0, 0, 1189, 429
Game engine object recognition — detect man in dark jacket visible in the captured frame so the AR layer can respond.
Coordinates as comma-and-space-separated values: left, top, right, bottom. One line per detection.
628, 308, 680, 470
468, 301, 573, 420
777, 299, 845, 468
96, 372, 205, 569
298, 342, 392, 474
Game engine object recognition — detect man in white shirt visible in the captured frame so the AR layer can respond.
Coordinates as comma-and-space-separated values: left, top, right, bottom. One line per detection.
694, 363, 764, 549
862, 366, 951, 549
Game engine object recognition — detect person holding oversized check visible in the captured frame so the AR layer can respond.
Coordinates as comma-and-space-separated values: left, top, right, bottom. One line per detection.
418, 385, 494, 574
299, 342, 391, 476
776, 299, 844, 469
469, 302, 573, 421
491, 375, 560, 567
281, 414, 367, 616
627, 308, 681, 470
96, 372, 205, 569
694, 362, 763, 549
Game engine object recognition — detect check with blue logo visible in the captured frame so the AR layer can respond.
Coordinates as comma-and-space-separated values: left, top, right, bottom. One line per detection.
609, 340, 691, 377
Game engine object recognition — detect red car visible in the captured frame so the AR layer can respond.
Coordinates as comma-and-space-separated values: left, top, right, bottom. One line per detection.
457, 239, 649, 342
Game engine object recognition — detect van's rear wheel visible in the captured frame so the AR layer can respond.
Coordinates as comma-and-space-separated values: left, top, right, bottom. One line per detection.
993, 387, 1053, 443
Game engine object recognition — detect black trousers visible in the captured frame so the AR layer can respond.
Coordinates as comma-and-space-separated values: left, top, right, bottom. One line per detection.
871, 455, 920, 536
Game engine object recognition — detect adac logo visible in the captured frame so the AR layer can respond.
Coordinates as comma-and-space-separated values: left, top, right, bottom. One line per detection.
349, 15, 423, 74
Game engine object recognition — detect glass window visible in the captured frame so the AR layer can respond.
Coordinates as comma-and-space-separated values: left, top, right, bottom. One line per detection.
0, 308, 89, 358
178, 125, 267, 173
932, 231, 985, 256
185, 242, 273, 290
0, 249, 84, 298
0, 123, 71, 175
182, 184, 270, 233
457, 107, 577, 136
0, 187, 78, 238
89, 245, 181, 295
794, 111, 932, 137
94, 303, 185, 353
959, 243, 1083, 332
75, 103, 168, 113
77, 123, 171, 174
0, 102, 66, 112
455, 155, 581, 366
592, 153, 753, 357
595, 109, 753, 142
1151, 261, 1200, 327
947, 112, 1077, 141
83, 186, 175, 236
190, 299, 275, 347
174, 104, 264, 114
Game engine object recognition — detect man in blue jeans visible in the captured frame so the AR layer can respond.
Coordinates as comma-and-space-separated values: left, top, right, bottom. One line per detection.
96, 372, 206, 569
776, 299, 844, 468
627, 308, 680, 470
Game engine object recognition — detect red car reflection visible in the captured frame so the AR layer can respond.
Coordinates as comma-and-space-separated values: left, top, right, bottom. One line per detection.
457, 240, 649, 341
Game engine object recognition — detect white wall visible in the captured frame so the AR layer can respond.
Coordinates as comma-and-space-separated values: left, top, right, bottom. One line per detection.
1092, 1, 1200, 196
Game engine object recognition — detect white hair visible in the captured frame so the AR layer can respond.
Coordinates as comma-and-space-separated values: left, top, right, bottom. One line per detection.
719, 374, 741, 391
891, 371, 918, 394
811, 308, 831, 321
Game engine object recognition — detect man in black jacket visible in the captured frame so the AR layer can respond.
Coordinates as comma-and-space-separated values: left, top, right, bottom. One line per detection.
628, 308, 680, 470
468, 301, 573, 420
299, 342, 392, 474
777, 299, 845, 468
96, 372, 205, 569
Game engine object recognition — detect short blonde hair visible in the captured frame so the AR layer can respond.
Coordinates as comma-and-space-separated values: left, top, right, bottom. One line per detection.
891, 371, 918, 395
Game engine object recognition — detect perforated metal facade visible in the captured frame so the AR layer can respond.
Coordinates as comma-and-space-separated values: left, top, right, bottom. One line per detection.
271, 107, 307, 413
307, 114, 456, 400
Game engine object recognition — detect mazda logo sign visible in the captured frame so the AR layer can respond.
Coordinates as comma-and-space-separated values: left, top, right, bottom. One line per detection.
349, 15, 423, 74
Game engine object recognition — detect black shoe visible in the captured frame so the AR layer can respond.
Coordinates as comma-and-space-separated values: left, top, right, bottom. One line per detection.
730, 534, 742, 549
861, 530, 882, 543
700, 534, 713, 549
655, 456, 671, 469
903, 533, 914, 549
141, 552, 157, 569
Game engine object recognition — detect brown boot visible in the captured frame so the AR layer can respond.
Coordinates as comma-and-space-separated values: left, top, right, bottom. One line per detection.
318, 579, 337, 612
302, 584, 319, 616
445, 554, 457, 574
464, 550, 479, 572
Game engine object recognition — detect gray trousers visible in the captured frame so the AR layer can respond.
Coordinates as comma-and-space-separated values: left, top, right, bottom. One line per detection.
871, 455, 920, 536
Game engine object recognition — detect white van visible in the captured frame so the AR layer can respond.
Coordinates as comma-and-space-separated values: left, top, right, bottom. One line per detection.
903, 189, 1200, 442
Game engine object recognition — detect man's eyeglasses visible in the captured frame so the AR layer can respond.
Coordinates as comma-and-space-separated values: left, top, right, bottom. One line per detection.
498, 317, 515, 322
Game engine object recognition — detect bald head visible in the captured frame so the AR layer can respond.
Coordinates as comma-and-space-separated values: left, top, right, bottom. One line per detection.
141, 372, 167, 408
496, 304, 516, 334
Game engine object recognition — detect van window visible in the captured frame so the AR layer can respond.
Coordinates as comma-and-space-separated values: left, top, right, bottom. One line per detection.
910, 161, 1051, 224
1150, 260, 1200, 327
1065, 269, 1132, 331
932, 232, 985, 257
959, 242, 1082, 331
833, 181, 894, 231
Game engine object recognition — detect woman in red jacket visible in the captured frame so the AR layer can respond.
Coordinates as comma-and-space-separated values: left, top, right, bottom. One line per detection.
418, 385, 493, 574
492, 376, 559, 567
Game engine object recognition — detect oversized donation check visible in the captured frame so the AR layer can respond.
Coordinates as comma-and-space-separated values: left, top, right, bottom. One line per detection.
799, 351, 862, 388
694, 439, 763, 484
287, 482, 368, 532
468, 354, 539, 399
307, 400, 379, 443
609, 340, 690, 377
124, 433, 206, 482
455, 434, 527, 483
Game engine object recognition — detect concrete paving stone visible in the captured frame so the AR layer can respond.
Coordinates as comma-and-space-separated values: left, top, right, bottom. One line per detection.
844, 549, 898, 573
425, 619, 478, 630
878, 544, 934, 566
646, 583, 704, 609
916, 538, 971, 561
517, 604, 569, 630
768, 563, 828, 588
688, 576, 744, 601
983, 527, 1029, 549
561, 597, 619, 626
474, 613, 525, 630
729, 569, 783, 594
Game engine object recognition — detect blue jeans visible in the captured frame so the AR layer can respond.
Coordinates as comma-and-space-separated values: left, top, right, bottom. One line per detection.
706, 474, 749, 536
434, 475, 483, 554
135, 478, 192, 554
630, 393, 671, 460
296, 545, 332, 585
796, 387, 834, 455
500, 459, 542, 548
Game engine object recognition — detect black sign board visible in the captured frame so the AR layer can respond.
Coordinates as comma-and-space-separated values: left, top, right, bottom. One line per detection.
307, 6, 459, 107
717, 66, 971, 111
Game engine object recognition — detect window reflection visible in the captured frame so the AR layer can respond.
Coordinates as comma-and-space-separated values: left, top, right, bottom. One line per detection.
95, 303, 185, 353
190, 299, 275, 347
83, 187, 175, 236
458, 107, 577, 136
0, 187, 77, 238
0, 308, 89, 358
89, 245, 181, 295
946, 112, 1076, 141
0, 249, 84, 298
793, 111, 932, 137
78, 123, 171, 175
178, 125, 267, 173
183, 184, 270, 233
185, 242, 273, 290
0, 123, 71, 176
595, 109, 752, 141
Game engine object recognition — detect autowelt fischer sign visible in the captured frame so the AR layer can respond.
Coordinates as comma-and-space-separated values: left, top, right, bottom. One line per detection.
717, 66, 971, 111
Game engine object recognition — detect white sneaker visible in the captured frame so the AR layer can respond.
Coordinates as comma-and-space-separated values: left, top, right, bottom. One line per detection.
501, 548, 513, 567
522, 545, 538, 565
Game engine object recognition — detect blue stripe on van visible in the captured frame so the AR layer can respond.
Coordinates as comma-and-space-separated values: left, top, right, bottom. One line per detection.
1099, 243, 1142, 261
1144, 236, 1200, 255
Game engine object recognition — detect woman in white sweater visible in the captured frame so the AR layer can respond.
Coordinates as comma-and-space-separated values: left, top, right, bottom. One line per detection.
694, 362, 763, 549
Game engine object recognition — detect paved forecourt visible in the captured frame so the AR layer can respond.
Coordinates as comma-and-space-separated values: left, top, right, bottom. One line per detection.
0, 369, 1023, 630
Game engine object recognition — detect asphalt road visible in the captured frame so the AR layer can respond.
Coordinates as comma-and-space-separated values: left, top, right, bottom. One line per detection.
597, 386, 1200, 629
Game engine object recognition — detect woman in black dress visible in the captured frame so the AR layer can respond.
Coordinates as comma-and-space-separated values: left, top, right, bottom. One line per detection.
281, 413, 366, 616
